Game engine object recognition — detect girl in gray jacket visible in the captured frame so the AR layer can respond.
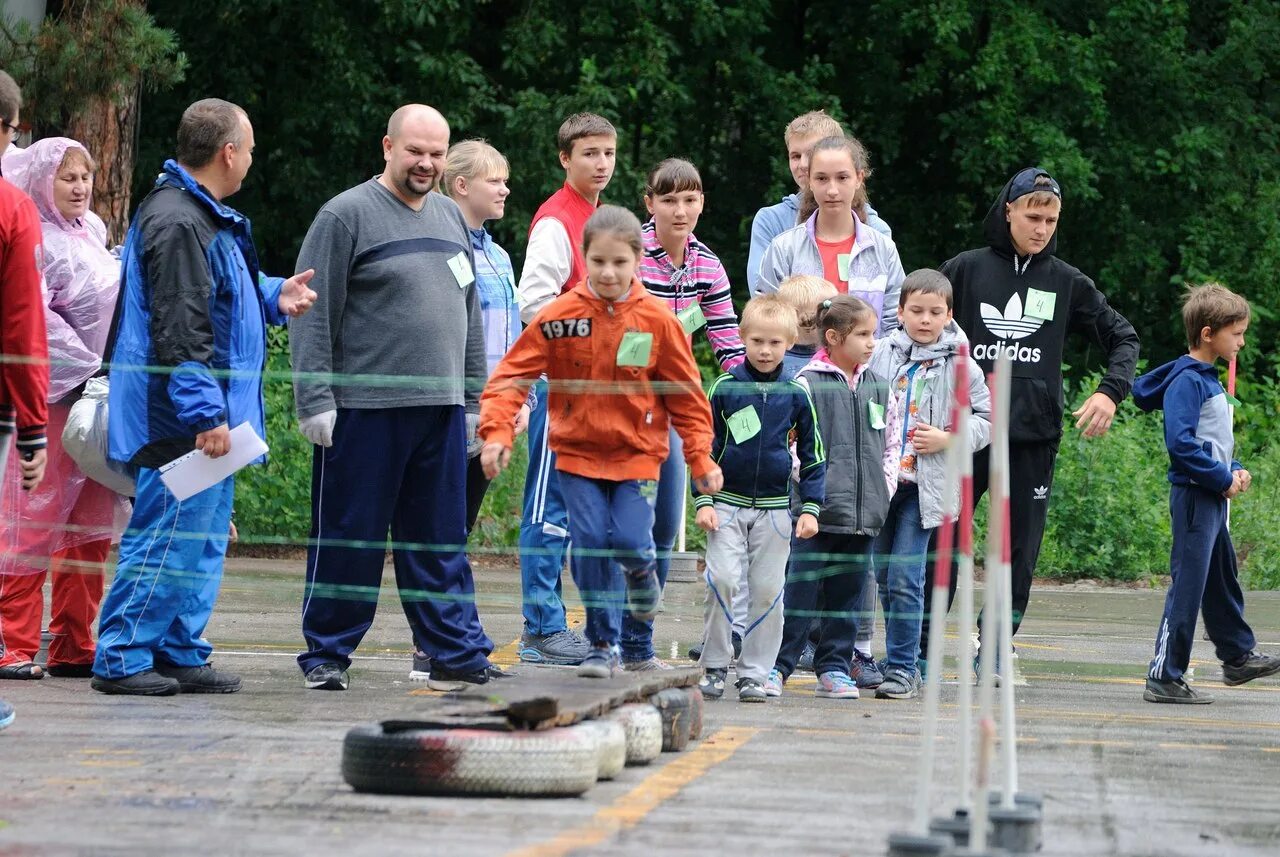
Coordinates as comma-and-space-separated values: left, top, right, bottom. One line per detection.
866, 270, 992, 699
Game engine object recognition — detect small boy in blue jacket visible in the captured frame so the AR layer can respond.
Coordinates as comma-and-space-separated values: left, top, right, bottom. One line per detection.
694, 295, 825, 702
1133, 283, 1280, 704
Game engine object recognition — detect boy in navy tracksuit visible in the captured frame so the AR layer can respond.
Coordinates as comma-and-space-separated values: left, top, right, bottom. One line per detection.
1133, 284, 1280, 704
694, 295, 825, 702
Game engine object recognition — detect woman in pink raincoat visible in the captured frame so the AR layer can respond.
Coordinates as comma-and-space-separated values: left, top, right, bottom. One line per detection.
0, 138, 128, 680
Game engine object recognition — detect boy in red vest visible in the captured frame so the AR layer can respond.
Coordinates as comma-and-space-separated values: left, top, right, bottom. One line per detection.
514, 113, 617, 666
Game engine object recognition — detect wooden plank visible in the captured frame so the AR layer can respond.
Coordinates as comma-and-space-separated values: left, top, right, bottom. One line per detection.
387, 665, 703, 731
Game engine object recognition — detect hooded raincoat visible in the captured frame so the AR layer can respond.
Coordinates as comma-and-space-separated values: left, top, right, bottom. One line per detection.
0, 138, 128, 575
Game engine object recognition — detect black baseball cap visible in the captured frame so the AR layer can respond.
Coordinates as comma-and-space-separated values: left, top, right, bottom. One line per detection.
1007, 167, 1062, 203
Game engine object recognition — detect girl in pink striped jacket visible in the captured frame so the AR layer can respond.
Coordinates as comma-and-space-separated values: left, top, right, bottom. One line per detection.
623, 157, 746, 670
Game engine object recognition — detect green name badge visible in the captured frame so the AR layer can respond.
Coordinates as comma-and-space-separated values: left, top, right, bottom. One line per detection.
1025, 287, 1056, 321
616, 331, 654, 367
837, 253, 852, 282
868, 400, 887, 430
726, 405, 762, 444
447, 251, 475, 289
677, 302, 707, 335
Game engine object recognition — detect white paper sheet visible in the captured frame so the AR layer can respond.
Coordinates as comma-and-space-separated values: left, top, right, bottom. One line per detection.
159, 422, 268, 501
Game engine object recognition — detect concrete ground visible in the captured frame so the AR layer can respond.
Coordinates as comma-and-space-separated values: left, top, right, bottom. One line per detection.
1, 559, 1279, 857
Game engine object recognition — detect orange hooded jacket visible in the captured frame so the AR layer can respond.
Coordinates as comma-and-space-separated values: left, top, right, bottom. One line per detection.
480, 280, 714, 482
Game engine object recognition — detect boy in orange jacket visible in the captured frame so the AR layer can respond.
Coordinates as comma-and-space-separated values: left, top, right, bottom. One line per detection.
481, 206, 722, 677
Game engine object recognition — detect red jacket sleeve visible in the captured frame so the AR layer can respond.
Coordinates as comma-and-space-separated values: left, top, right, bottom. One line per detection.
0, 190, 49, 450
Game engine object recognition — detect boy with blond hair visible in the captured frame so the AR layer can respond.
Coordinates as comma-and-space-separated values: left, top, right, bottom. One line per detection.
778, 274, 839, 377
746, 111, 891, 288
1133, 284, 1280, 703
694, 294, 825, 702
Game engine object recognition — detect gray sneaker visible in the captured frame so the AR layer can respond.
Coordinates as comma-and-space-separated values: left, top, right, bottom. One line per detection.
875, 667, 921, 700
519, 629, 590, 665
623, 656, 673, 672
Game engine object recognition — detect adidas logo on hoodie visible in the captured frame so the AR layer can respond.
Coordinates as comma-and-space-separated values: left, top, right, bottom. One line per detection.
973, 294, 1044, 363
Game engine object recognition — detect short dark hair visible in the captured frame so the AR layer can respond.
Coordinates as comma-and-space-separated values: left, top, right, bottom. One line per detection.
0, 70, 22, 127
557, 112, 615, 157
1182, 283, 1250, 348
644, 158, 702, 198
899, 268, 953, 310
176, 98, 246, 168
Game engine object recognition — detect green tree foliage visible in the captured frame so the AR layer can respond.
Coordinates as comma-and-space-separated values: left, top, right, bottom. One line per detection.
134, 0, 1279, 580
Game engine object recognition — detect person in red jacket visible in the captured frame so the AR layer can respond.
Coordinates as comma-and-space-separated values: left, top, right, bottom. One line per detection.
480, 205, 722, 678
0, 69, 49, 701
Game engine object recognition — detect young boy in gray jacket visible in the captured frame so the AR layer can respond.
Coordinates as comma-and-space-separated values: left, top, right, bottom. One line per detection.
867, 269, 991, 699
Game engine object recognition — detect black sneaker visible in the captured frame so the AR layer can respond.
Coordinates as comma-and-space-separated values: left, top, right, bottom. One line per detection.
91, 669, 180, 696
699, 667, 727, 700
737, 677, 768, 703
687, 643, 703, 661
1144, 676, 1213, 704
1222, 651, 1280, 687
304, 663, 349, 691
427, 663, 508, 692
624, 564, 662, 622
155, 663, 242, 694
408, 650, 431, 681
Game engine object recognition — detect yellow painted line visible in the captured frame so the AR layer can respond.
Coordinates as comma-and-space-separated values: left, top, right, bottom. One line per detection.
505, 727, 758, 857
1158, 742, 1231, 751
79, 760, 143, 768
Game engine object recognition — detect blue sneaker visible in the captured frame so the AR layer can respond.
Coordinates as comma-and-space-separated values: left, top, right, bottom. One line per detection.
764, 668, 786, 697
815, 671, 860, 699
851, 650, 884, 689
577, 645, 621, 678
0, 698, 13, 732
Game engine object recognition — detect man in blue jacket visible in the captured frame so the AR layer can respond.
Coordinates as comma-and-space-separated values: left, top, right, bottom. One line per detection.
93, 99, 316, 696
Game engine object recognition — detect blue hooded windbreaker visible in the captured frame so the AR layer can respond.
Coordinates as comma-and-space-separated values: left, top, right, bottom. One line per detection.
107, 160, 286, 469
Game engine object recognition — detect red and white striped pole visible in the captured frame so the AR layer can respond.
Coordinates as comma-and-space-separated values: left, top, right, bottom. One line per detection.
954, 343, 977, 815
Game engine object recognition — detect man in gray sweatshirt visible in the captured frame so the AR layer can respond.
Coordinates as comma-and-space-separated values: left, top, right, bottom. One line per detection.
289, 104, 496, 692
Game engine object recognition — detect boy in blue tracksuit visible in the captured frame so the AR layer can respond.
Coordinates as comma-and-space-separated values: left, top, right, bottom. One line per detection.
93, 101, 316, 696
694, 295, 825, 702
1133, 283, 1279, 704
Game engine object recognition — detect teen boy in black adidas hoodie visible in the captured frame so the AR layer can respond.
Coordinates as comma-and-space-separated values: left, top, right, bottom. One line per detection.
929, 167, 1139, 653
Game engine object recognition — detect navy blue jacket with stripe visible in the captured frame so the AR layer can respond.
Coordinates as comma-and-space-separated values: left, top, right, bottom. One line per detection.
693, 361, 826, 516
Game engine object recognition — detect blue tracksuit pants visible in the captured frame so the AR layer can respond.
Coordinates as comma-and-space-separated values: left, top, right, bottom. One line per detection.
1149, 485, 1254, 682
94, 468, 234, 679
624, 427, 682, 661
298, 406, 493, 675
558, 473, 658, 648
519, 383, 572, 635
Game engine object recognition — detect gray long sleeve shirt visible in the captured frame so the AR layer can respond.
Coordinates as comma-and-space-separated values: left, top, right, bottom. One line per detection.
290, 179, 485, 418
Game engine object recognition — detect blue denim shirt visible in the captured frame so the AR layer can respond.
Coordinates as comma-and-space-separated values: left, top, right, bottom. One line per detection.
470, 226, 519, 375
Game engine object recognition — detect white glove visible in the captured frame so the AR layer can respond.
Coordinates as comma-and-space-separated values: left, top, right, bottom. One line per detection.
466, 412, 482, 458
300, 410, 337, 448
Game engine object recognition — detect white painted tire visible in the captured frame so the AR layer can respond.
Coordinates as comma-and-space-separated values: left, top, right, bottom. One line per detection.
572, 719, 627, 780
342, 724, 598, 797
607, 703, 663, 766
